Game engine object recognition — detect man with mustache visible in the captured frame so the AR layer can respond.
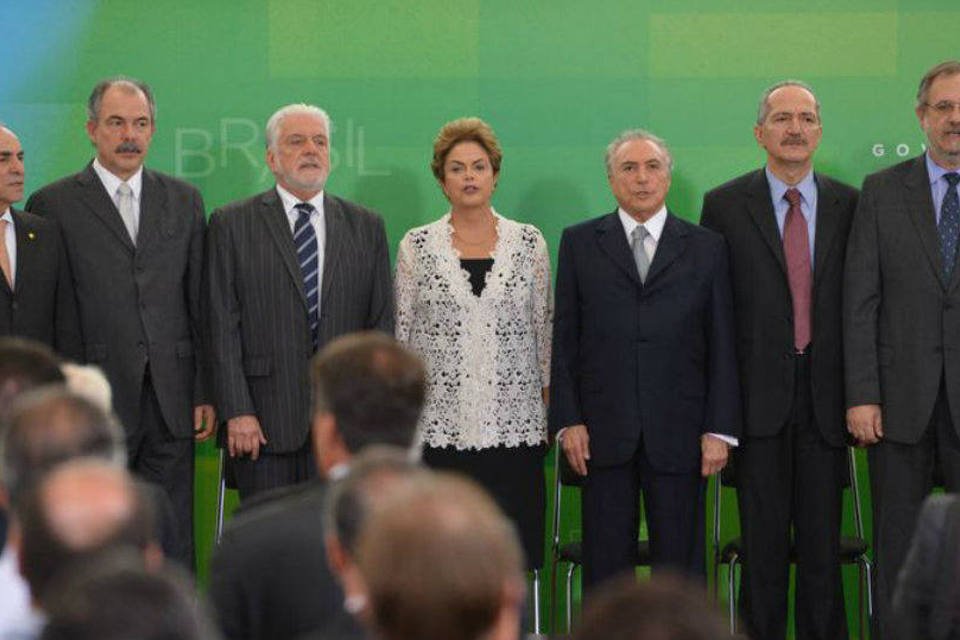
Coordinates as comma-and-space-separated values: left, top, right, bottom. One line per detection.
845, 59, 960, 639
204, 104, 393, 498
25, 77, 213, 570
0, 125, 80, 358
701, 81, 858, 640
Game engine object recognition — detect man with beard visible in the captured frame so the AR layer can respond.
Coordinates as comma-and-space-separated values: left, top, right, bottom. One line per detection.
845, 59, 960, 638
204, 104, 393, 498
25, 77, 213, 569
701, 81, 858, 640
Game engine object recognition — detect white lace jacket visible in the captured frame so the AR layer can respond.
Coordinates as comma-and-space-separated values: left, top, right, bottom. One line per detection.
395, 212, 552, 450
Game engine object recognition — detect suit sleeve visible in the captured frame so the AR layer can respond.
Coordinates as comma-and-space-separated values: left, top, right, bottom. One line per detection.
843, 178, 882, 407
547, 228, 583, 435
706, 238, 741, 438
51, 219, 83, 362
187, 187, 211, 405
367, 214, 394, 335
203, 211, 256, 420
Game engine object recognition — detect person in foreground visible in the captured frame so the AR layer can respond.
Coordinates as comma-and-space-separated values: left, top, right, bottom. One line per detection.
549, 128, 740, 589
395, 116, 551, 572
208, 332, 425, 640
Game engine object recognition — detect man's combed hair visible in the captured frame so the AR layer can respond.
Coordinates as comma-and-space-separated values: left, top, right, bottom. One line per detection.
311, 332, 425, 453
87, 76, 157, 122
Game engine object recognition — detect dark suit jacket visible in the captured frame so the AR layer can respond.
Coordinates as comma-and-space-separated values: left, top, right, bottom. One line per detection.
204, 189, 393, 453
0, 208, 82, 359
25, 164, 209, 437
892, 493, 960, 640
209, 480, 341, 640
549, 210, 741, 472
700, 170, 858, 445
845, 155, 960, 443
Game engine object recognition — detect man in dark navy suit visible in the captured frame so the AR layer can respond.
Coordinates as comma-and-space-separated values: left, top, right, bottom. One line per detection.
550, 129, 741, 590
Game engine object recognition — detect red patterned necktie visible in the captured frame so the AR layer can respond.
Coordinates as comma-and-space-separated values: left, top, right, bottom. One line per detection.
783, 188, 811, 352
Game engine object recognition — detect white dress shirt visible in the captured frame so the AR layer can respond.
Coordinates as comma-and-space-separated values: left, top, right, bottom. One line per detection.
1, 208, 16, 284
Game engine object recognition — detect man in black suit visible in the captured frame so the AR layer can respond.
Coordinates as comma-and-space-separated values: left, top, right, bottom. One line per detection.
25, 77, 214, 568
0, 125, 80, 359
549, 130, 741, 589
204, 103, 394, 498
700, 81, 858, 640
845, 59, 960, 638
208, 332, 424, 640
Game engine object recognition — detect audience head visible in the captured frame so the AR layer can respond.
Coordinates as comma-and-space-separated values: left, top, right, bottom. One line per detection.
86, 77, 156, 180
310, 332, 425, 476
265, 103, 332, 199
0, 337, 64, 420
16, 460, 156, 606
570, 574, 730, 640
40, 550, 220, 640
1, 386, 125, 511
356, 472, 525, 640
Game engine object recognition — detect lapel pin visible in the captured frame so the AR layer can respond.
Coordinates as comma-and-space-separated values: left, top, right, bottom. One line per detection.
27, 232, 36, 240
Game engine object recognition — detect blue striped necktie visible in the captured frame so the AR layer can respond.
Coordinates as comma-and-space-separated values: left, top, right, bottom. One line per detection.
294, 202, 319, 348
941, 173, 960, 280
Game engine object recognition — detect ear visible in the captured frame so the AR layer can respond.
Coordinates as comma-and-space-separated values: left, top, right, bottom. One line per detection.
753, 124, 764, 146
86, 120, 98, 145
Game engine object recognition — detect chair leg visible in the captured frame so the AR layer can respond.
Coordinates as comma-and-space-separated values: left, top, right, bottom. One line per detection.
566, 564, 576, 633
864, 557, 874, 618
215, 448, 227, 544
727, 554, 739, 635
550, 559, 559, 634
531, 568, 541, 635
857, 561, 866, 640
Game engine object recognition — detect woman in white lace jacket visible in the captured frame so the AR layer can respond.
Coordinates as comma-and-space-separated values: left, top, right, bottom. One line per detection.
395, 117, 551, 569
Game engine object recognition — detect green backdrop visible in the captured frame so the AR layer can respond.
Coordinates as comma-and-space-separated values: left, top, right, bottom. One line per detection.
3, 0, 959, 634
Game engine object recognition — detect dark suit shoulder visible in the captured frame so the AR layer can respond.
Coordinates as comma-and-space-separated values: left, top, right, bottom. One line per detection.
327, 193, 382, 220
561, 211, 616, 239
142, 167, 202, 196
704, 169, 764, 200
209, 189, 275, 222
11, 208, 57, 231
862, 155, 924, 189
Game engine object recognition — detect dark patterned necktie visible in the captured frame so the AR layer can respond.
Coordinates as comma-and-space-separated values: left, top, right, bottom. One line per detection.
783, 188, 811, 352
939, 173, 960, 281
294, 202, 319, 348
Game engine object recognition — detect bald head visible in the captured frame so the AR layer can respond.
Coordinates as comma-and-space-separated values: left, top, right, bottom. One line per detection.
17, 460, 154, 605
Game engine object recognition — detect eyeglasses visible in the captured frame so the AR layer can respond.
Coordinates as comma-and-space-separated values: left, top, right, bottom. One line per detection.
924, 101, 960, 117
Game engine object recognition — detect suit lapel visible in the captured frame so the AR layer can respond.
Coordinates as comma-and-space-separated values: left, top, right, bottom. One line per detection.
320, 194, 344, 303
135, 169, 166, 253
258, 190, 307, 308
812, 174, 841, 288
745, 170, 787, 276
8, 209, 37, 295
645, 212, 687, 285
75, 164, 136, 254
595, 211, 641, 288
902, 157, 944, 287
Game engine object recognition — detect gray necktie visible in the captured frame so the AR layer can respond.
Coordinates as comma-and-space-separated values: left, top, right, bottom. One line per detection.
631, 225, 651, 283
116, 182, 138, 244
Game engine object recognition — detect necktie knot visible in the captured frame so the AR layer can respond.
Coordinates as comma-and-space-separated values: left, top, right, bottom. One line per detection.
295, 202, 315, 220
784, 188, 802, 207
631, 225, 649, 242
117, 182, 133, 198
945, 173, 960, 188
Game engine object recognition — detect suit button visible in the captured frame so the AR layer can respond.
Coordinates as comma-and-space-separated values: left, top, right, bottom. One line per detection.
10, 301, 17, 311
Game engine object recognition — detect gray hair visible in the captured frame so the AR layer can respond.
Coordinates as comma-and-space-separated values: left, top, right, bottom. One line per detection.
605, 129, 673, 175
916, 60, 960, 109
756, 80, 820, 125
87, 77, 157, 123
265, 104, 331, 151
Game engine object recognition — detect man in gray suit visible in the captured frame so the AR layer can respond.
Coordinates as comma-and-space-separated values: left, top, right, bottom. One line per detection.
25, 77, 214, 568
204, 103, 393, 498
845, 59, 960, 638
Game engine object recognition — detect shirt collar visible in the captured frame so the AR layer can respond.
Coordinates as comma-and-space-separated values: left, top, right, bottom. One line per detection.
276, 184, 325, 217
926, 152, 958, 185
765, 166, 816, 207
618, 205, 667, 242
92, 158, 143, 200
1, 208, 12, 224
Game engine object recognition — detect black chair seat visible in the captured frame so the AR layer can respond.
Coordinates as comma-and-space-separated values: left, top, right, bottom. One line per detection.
559, 540, 651, 565
718, 536, 868, 565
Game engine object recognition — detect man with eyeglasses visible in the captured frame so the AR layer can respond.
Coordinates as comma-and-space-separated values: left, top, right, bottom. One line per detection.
701, 81, 858, 640
845, 59, 960, 639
